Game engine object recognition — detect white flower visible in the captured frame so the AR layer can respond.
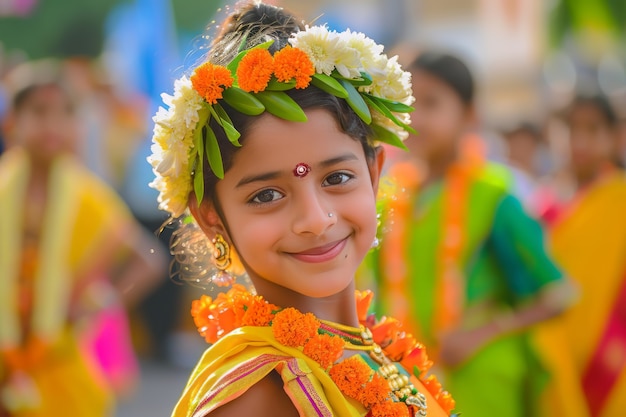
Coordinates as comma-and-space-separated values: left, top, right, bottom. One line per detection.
367, 55, 414, 105
170, 76, 204, 129
342, 29, 385, 77
148, 74, 204, 217
290, 26, 361, 78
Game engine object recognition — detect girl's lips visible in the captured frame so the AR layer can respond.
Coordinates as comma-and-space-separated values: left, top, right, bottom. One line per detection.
288, 238, 348, 263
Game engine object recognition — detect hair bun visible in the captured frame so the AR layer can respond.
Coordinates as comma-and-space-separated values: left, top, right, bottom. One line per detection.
216, 2, 302, 54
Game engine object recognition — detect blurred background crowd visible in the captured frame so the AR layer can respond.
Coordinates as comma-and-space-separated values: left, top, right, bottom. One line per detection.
0, 0, 624, 416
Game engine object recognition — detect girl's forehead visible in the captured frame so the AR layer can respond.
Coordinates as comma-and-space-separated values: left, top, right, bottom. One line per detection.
226, 112, 366, 176
244, 111, 358, 154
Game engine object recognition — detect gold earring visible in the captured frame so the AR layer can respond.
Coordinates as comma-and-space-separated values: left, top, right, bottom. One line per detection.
211, 234, 235, 287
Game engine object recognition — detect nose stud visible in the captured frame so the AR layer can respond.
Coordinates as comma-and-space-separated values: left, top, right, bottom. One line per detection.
328, 212, 334, 218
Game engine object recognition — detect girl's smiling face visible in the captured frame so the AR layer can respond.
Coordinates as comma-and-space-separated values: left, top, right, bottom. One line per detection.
198, 109, 383, 299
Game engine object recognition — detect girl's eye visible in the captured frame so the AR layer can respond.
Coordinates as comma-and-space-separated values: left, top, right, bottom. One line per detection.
250, 189, 284, 204
323, 172, 353, 186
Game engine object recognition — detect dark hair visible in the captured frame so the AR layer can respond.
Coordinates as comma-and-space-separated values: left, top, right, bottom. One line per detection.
407, 52, 474, 105
504, 121, 543, 143
196, 3, 375, 207
569, 92, 618, 127
7, 60, 72, 112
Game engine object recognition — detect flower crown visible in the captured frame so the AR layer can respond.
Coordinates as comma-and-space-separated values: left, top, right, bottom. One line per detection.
149, 25, 415, 217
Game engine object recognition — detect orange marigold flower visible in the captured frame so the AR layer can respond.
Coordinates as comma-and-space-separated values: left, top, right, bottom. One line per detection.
273, 46, 314, 89
399, 342, 433, 377
436, 391, 456, 415
303, 334, 344, 369
370, 317, 402, 347
421, 374, 442, 398
359, 373, 390, 409
384, 333, 416, 362
191, 294, 213, 321
191, 62, 234, 104
241, 297, 278, 327
329, 356, 372, 399
216, 308, 237, 336
191, 295, 221, 343
272, 308, 319, 347
236, 48, 274, 93
355, 290, 374, 322
370, 401, 410, 417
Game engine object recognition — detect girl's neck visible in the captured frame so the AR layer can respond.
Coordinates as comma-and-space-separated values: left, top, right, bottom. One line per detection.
251, 278, 360, 327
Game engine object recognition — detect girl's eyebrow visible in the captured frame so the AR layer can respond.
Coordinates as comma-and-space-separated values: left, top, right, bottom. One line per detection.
235, 153, 359, 188
236, 170, 282, 188
319, 153, 359, 168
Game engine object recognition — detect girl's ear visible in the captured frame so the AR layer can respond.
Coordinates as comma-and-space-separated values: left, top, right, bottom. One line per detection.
368, 145, 386, 196
188, 193, 228, 242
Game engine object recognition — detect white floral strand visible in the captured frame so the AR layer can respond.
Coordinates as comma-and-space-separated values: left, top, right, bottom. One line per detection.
148, 76, 204, 217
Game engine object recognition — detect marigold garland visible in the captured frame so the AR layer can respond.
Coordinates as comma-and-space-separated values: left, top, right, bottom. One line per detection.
360, 373, 392, 408
241, 296, 278, 327
370, 401, 410, 417
190, 285, 456, 416
272, 307, 319, 347
303, 333, 344, 370
236, 48, 275, 93
273, 46, 315, 88
328, 356, 371, 398
190, 63, 234, 104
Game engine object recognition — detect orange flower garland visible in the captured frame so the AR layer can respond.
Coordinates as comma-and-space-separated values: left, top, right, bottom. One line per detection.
328, 356, 372, 398
241, 296, 279, 327
190, 46, 315, 100
236, 48, 275, 93
272, 307, 319, 347
371, 401, 411, 417
273, 46, 315, 88
303, 333, 344, 370
190, 63, 234, 104
190, 285, 456, 416
360, 373, 393, 408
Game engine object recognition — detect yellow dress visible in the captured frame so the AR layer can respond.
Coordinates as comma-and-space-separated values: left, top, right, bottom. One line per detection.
173, 326, 448, 417
0, 148, 136, 416
537, 171, 626, 417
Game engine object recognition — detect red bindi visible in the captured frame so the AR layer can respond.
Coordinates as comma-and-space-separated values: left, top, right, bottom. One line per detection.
293, 162, 311, 178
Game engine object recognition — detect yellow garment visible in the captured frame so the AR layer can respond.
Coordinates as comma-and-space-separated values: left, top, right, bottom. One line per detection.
0, 148, 135, 416
11, 328, 110, 417
538, 171, 626, 417
173, 326, 448, 417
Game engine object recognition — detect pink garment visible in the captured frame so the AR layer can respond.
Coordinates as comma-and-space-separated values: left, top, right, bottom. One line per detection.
82, 301, 139, 396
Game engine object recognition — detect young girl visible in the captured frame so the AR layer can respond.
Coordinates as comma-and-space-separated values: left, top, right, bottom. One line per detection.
359, 52, 575, 417
0, 60, 164, 416
543, 93, 626, 417
149, 3, 454, 416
